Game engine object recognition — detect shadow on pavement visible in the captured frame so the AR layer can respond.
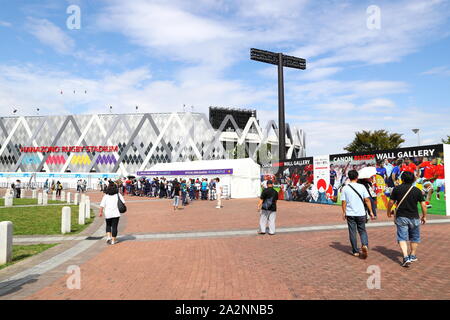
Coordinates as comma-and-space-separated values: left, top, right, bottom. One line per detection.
85, 236, 104, 240
117, 234, 137, 243
0, 274, 40, 297
372, 246, 402, 264
329, 241, 352, 255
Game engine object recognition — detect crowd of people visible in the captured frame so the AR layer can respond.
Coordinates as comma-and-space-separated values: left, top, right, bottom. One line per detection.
98, 176, 225, 209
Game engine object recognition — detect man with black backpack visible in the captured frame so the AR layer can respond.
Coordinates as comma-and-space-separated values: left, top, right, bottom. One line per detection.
341, 170, 374, 258
257, 180, 278, 235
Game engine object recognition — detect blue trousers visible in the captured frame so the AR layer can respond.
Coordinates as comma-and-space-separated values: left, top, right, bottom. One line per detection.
346, 216, 369, 254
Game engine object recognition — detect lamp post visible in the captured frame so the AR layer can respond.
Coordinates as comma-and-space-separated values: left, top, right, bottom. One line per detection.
250, 48, 306, 160
412, 129, 420, 146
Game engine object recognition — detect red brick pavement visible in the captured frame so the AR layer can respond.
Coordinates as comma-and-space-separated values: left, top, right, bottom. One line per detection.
1, 189, 448, 300
107, 194, 447, 234
27, 224, 450, 300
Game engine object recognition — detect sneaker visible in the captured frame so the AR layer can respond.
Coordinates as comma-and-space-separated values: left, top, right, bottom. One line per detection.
409, 255, 418, 262
361, 245, 369, 259
352, 252, 360, 257
216, 206, 221, 209
401, 256, 411, 267
106, 237, 112, 244
426, 204, 432, 209
257, 231, 265, 235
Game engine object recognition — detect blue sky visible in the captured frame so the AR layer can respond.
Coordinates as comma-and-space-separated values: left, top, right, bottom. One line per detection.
0, 0, 449, 155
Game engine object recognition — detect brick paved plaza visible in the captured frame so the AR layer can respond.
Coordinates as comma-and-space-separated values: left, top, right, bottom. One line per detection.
1, 190, 449, 300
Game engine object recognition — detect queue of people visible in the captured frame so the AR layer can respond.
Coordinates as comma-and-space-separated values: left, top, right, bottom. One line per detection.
104, 176, 223, 202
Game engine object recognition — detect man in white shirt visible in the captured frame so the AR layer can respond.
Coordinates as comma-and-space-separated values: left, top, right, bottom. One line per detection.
341, 170, 374, 258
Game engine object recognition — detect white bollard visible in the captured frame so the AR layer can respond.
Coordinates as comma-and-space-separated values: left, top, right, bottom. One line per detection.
5, 196, 13, 207
0, 221, 13, 265
43, 192, 48, 205
60, 190, 66, 202
78, 201, 86, 225
74, 193, 79, 205
61, 206, 71, 234
52, 191, 57, 201
67, 192, 71, 204
85, 198, 91, 219
37, 192, 43, 205
20, 189, 25, 199
32, 189, 37, 199
80, 194, 86, 204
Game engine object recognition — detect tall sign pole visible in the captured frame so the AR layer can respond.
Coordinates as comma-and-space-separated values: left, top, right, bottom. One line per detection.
277, 53, 286, 160
250, 48, 306, 161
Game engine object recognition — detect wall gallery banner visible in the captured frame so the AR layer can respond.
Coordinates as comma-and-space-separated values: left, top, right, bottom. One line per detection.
270, 144, 448, 216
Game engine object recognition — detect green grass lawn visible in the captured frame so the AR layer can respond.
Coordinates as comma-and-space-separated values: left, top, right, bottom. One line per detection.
427, 192, 446, 215
0, 243, 59, 270
0, 205, 94, 235
0, 198, 66, 206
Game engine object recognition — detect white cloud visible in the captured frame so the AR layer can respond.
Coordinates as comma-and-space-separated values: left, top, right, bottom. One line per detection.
422, 65, 450, 76
0, 21, 12, 27
96, 0, 243, 69
361, 98, 396, 110
0, 64, 274, 122
26, 17, 75, 54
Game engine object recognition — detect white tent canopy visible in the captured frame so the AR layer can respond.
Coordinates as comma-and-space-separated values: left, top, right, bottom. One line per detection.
147, 158, 261, 199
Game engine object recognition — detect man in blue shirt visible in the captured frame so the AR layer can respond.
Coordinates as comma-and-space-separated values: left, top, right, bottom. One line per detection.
201, 179, 208, 200
376, 161, 387, 180
341, 170, 375, 258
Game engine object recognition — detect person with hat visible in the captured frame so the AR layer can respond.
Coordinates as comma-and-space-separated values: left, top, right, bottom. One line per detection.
257, 180, 279, 235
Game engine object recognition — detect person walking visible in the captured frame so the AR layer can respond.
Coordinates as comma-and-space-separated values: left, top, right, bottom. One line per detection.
387, 171, 427, 267
99, 182, 125, 245
215, 177, 223, 209
173, 179, 181, 210
15, 180, 21, 198
358, 178, 378, 219
56, 181, 63, 197
257, 180, 278, 235
341, 170, 374, 258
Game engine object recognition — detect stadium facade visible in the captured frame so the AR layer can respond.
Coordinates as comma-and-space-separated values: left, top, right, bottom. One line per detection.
0, 112, 305, 176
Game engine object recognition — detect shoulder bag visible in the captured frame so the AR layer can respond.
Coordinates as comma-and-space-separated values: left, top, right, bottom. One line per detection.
393, 185, 414, 216
347, 184, 370, 223
117, 193, 127, 214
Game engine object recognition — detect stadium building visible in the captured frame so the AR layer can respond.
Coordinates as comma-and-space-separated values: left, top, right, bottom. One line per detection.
0, 108, 306, 178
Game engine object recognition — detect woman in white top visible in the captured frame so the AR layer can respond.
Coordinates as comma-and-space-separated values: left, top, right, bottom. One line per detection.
215, 177, 223, 209
99, 182, 125, 245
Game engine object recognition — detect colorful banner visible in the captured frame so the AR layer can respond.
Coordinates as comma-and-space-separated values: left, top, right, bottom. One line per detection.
330, 144, 445, 215
20, 145, 118, 153
314, 155, 331, 203
270, 144, 446, 215
136, 169, 234, 176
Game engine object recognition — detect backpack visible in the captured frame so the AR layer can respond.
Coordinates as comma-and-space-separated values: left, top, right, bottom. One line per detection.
262, 191, 274, 210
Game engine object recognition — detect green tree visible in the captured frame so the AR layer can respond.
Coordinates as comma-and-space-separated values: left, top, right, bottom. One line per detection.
442, 135, 450, 144
344, 130, 405, 153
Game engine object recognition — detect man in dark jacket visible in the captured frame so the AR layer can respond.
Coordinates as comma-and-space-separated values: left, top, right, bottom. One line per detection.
257, 180, 278, 235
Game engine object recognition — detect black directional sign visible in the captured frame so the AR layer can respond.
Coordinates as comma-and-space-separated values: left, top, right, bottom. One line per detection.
250, 48, 306, 70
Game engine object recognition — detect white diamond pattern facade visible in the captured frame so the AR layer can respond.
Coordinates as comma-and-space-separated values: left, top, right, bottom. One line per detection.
0, 113, 305, 176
